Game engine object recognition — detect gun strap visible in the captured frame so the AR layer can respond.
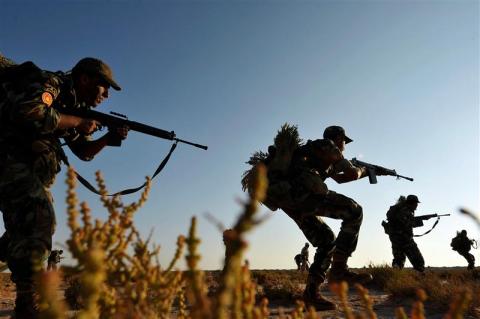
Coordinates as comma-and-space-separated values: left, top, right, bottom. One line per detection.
64, 142, 178, 196
413, 216, 440, 237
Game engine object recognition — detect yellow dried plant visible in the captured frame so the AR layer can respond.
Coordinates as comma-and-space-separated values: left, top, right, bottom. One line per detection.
34, 164, 476, 319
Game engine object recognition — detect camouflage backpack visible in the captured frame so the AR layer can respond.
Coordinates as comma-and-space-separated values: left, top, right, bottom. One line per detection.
451, 236, 461, 251
0, 53, 47, 100
0, 53, 47, 126
241, 123, 302, 211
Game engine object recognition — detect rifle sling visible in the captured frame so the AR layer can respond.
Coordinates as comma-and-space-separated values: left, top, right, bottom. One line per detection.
63, 142, 178, 196
413, 216, 440, 237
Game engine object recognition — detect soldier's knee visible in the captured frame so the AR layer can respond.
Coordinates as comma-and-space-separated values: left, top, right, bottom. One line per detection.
346, 204, 363, 225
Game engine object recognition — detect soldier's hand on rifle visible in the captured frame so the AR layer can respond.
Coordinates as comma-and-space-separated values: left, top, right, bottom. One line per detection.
115, 125, 129, 140
106, 125, 129, 146
77, 118, 99, 134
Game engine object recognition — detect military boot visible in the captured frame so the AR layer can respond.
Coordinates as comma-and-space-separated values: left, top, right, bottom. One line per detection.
303, 275, 337, 311
327, 253, 373, 285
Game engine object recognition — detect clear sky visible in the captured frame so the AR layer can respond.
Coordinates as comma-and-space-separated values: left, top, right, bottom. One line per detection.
1, 0, 478, 270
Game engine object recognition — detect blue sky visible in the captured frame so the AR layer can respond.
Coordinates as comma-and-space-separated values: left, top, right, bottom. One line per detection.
1, 0, 478, 270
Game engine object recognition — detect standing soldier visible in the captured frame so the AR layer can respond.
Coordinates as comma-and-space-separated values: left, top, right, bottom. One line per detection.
383, 195, 425, 272
0, 57, 128, 318
244, 125, 378, 310
300, 242, 310, 271
47, 250, 64, 271
451, 230, 476, 270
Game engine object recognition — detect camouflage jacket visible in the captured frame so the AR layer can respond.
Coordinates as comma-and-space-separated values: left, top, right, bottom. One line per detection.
0, 62, 91, 186
386, 203, 415, 235
288, 139, 350, 197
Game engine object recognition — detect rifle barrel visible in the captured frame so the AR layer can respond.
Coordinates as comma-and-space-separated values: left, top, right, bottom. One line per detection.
397, 174, 414, 182
175, 138, 208, 150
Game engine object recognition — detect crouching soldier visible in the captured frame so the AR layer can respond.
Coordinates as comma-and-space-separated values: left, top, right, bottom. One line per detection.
243, 125, 377, 311
451, 230, 476, 270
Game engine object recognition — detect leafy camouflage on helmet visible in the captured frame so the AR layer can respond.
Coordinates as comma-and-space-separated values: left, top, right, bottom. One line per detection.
241, 123, 302, 196
241, 150, 269, 193
269, 123, 302, 173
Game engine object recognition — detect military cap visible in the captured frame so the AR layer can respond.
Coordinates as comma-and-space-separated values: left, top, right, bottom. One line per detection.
406, 195, 420, 203
323, 126, 353, 144
72, 57, 121, 91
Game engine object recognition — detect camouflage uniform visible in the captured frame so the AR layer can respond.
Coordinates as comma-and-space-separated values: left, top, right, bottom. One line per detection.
451, 231, 475, 270
385, 197, 425, 272
243, 125, 370, 310
282, 139, 364, 282
0, 62, 92, 315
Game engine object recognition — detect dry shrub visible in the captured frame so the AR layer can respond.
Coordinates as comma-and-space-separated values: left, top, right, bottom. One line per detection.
367, 264, 480, 315
252, 270, 306, 302
63, 166, 185, 318
35, 164, 476, 319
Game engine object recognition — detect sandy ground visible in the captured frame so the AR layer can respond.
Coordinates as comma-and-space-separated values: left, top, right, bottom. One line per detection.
0, 272, 477, 319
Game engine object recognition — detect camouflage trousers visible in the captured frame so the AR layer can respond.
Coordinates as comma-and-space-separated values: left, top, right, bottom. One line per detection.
388, 233, 424, 272
283, 191, 363, 280
0, 160, 56, 286
457, 250, 475, 269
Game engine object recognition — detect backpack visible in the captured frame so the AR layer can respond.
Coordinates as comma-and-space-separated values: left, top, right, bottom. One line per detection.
450, 235, 463, 251
0, 53, 45, 90
0, 53, 48, 126
241, 123, 302, 211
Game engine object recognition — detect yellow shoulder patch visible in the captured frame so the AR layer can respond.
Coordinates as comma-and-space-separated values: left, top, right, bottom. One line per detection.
41, 92, 53, 107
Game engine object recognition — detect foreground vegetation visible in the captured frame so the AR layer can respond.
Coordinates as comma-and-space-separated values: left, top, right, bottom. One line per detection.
29, 165, 478, 318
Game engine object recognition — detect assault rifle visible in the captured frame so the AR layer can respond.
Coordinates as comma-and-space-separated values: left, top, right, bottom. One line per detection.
351, 158, 413, 184
413, 213, 450, 228
56, 107, 208, 150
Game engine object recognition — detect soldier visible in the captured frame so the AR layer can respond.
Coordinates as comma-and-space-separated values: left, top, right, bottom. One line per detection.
300, 242, 310, 271
451, 230, 476, 270
384, 195, 425, 272
301, 242, 310, 262
294, 243, 310, 271
279, 126, 375, 310
47, 249, 63, 271
0, 57, 128, 318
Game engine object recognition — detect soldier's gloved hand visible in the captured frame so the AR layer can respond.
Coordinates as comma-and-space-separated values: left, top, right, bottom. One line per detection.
106, 125, 129, 146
